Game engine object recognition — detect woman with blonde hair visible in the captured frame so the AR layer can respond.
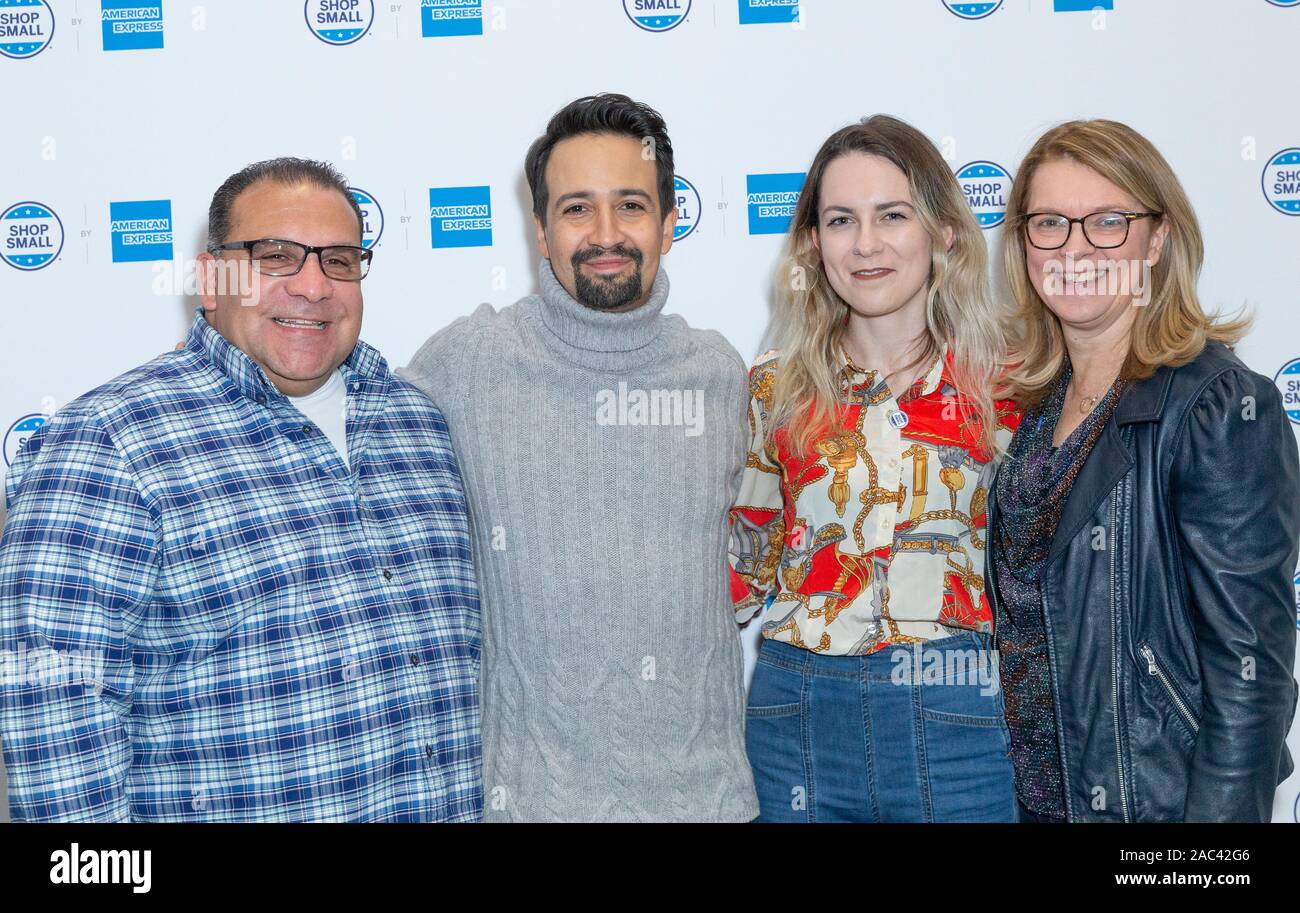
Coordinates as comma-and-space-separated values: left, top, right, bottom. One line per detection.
986, 119, 1300, 822
729, 114, 1020, 822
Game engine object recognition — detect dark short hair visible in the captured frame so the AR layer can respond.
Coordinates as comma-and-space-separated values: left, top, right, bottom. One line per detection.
207, 157, 363, 249
524, 93, 675, 226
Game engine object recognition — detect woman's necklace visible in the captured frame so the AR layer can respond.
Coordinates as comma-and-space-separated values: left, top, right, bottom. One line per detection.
1070, 367, 1122, 415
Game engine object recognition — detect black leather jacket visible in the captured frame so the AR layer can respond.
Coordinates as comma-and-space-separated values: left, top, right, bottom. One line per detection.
987, 341, 1300, 822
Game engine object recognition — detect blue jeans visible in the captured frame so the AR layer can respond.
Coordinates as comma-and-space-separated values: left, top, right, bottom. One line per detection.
745, 632, 1017, 822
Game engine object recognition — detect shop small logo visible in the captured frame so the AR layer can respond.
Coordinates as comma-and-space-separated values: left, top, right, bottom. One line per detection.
738, 0, 798, 24
957, 161, 1012, 229
429, 186, 492, 248
1265, 1, 1299, 8
1275, 358, 1300, 425
101, 0, 163, 51
421, 0, 482, 36
673, 175, 700, 241
4, 414, 47, 467
942, 1, 1003, 20
0, 0, 54, 59
350, 187, 384, 249
1, 202, 64, 271
623, 0, 691, 32
110, 199, 173, 262
305, 0, 373, 45
1262, 148, 1300, 216
746, 172, 803, 235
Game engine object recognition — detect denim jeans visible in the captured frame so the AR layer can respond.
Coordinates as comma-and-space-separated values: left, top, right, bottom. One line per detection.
745, 631, 1017, 822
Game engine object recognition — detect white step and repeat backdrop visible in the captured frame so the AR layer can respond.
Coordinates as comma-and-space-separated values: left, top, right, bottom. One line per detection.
1, 0, 1298, 822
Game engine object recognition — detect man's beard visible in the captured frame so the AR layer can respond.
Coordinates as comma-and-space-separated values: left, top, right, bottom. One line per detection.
571, 244, 645, 311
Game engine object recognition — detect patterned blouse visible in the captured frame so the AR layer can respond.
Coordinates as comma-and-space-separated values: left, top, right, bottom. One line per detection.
728, 346, 1021, 655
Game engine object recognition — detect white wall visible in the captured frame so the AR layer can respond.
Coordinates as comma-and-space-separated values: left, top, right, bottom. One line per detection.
1, 0, 1298, 822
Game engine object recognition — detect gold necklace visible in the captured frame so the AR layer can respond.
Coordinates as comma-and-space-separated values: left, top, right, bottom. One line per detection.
1071, 371, 1120, 414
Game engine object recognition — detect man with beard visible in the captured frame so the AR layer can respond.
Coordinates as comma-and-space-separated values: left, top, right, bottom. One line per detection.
401, 94, 757, 822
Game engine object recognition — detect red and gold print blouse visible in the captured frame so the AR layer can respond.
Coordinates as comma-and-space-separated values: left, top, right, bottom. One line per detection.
728, 345, 1021, 656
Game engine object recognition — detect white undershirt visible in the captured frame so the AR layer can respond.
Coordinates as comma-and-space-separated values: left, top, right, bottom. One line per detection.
287, 368, 349, 468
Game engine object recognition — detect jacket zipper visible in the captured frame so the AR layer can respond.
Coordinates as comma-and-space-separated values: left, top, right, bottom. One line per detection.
1139, 643, 1200, 734
1109, 486, 1131, 823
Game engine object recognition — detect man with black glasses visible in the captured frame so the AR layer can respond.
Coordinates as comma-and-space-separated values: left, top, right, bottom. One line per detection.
0, 158, 481, 822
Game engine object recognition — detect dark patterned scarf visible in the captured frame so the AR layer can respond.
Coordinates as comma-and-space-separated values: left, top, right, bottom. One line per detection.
992, 356, 1128, 817
996, 357, 1128, 589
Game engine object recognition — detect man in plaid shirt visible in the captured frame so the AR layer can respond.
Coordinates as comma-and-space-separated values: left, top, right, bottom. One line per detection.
0, 158, 481, 822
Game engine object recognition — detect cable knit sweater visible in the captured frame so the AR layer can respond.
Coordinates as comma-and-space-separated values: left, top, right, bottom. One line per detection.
400, 259, 758, 822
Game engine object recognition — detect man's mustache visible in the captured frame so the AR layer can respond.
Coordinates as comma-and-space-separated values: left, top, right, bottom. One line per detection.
571, 245, 644, 269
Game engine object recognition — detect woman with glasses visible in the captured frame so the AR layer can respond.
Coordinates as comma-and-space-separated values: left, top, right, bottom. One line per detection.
987, 119, 1300, 822
728, 115, 1020, 822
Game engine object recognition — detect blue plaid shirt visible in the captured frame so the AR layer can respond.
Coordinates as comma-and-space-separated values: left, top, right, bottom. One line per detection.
0, 311, 481, 822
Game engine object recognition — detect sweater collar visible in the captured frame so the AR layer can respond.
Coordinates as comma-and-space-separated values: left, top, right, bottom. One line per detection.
536, 257, 670, 355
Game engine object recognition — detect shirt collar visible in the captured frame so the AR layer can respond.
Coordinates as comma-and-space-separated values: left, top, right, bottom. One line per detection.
838, 341, 951, 401
184, 307, 390, 405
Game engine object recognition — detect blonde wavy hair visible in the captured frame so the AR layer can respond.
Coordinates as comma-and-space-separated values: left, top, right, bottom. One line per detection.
766, 114, 1008, 458
1001, 119, 1250, 407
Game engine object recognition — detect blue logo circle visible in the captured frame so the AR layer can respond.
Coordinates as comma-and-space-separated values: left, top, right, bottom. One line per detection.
350, 187, 384, 249
0, 0, 55, 59
1266, 1, 1299, 8
1, 201, 64, 270
1262, 148, 1300, 216
956, 161, 1012, 229
1275, 358, 1300, 425
942, 1, 1003, 20
305, 0, 374, 45
673, 175, 701, 242
623, 0, 691, 31
4, 414, 47, 467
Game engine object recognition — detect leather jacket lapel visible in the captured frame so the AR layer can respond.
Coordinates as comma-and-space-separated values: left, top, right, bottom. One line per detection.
1045, 365, 1173, 564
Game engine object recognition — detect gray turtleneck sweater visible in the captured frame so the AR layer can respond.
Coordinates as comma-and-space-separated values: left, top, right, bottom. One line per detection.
400, 260, 758, 822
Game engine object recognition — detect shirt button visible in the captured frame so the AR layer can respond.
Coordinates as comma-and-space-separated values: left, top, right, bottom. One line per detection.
301, 424, 312, 434
425, 745, 434, 760
382, 568, 394, 581
409, 654, 420, 666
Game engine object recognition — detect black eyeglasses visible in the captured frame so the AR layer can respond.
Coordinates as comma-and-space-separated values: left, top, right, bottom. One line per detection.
1020, 210, 1162, 251
208, 238, 373, 281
